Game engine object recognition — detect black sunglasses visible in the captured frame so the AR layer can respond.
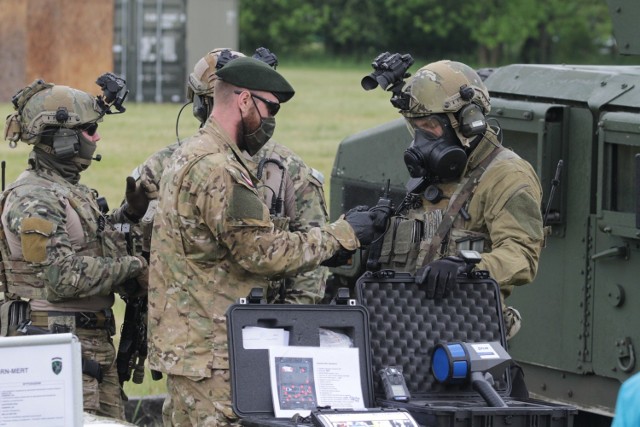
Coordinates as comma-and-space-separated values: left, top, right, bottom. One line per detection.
234, 90, 280, 116
80, 122, 99, 136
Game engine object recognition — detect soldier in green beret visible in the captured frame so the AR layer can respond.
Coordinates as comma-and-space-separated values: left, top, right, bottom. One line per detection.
126, 48, 331, 307
147, 56, 384, 426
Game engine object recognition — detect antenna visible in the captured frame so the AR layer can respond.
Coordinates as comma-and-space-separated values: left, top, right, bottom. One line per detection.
543, 160, 563, 226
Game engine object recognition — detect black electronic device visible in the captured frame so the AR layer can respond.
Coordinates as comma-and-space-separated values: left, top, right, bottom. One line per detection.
458, 102, 487, 137
95, 72, 128, 114
361, 52, 414, 110
432, 341, 512, 407
379, 366, 410, 402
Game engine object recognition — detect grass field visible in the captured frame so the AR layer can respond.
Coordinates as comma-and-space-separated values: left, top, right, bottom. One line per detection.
0, 64, 399, 397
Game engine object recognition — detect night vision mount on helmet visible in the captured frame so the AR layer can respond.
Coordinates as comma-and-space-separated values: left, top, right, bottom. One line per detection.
3, 73, 129, 147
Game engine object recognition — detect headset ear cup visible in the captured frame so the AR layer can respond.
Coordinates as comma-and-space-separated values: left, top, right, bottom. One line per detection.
458, 103, 487, 138
192, 95, 211, 123
51, 128, 80, 159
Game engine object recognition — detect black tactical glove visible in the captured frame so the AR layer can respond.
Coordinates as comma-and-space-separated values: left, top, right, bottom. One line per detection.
124, 176, 150, 222
344, 205, 389, 246
321, 247, 356, 267
415, 256, 466, 299
369, 202, 393, 230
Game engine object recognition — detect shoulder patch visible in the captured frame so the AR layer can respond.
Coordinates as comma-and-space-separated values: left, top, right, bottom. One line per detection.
229, 184, 265, 221
20, 217, 55, 263
22, 217, 55, 235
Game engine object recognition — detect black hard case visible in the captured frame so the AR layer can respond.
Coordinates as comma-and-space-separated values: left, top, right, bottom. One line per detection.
355, 271, 576, 427
226, 302, 375, 426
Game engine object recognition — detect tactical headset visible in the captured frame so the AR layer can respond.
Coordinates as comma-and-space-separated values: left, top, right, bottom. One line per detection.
455, 85, 487, 138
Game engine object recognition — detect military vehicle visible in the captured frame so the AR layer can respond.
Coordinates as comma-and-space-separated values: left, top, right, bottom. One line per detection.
327, 0, 639, 424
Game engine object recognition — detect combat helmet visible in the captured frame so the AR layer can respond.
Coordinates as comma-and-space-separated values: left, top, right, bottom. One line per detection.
4, 80, 103, 146
187, 48, 246, 123
401, 60, 491, 146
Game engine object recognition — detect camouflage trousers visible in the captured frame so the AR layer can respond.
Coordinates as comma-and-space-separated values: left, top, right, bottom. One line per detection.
163, 369, 240, 427
76, 328, 124, 420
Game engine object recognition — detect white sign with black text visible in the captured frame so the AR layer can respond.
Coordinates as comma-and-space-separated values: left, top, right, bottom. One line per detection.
0, 333, 83, 427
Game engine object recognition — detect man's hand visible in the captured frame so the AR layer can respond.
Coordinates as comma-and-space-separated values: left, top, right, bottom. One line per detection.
124, 176, 150, 221
415, 256, 466, 299
134, 255, 149, 295
116, 256, 148, 298
321, 247, 355, 267
344, 205, 388, 246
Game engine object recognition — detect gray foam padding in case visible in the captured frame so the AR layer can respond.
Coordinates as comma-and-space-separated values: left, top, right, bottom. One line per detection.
356, 275, 508, 397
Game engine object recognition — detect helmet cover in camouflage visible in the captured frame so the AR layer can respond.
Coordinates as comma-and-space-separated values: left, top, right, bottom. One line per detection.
4, 81, 103, 145
402, 60, 490, 118
186, 48, 245, 102
400, 60, 491, 146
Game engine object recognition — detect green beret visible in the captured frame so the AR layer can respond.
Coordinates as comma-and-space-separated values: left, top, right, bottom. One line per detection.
216, 57, 295, 102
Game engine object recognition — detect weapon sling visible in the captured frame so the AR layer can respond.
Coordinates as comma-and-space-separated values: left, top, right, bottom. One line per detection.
420, 145, 503, 267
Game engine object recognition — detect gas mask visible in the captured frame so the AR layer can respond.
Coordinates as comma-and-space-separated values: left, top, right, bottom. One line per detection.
403, 120, 467, 182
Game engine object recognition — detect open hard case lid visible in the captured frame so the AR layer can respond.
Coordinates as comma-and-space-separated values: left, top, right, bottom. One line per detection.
226, 297, 375, 419
355, 270, 511, 400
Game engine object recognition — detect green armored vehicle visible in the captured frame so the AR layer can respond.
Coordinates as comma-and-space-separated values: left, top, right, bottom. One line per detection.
328, 1, 640, 424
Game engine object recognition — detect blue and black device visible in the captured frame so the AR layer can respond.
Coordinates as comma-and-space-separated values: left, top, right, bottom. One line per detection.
431, 341, 512, 407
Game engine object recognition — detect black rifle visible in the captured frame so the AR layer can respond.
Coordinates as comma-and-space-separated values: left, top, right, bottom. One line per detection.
116, 294, 158, 394
115, 225, 162, 400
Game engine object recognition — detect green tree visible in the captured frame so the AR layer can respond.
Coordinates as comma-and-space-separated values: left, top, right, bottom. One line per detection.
457, 0, 612, 65
239, 0, 323, 55
238, 0, 614, 66
316, 0, 384, 58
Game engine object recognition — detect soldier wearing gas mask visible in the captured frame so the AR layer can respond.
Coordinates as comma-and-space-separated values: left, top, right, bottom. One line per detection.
1, 78, 147, 420
376, 60, 544, 340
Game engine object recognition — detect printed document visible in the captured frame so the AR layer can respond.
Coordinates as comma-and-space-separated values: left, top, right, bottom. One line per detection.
268, 346, 364, 418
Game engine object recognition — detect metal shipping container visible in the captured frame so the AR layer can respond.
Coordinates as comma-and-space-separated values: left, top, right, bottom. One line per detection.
114, 0, 187, 103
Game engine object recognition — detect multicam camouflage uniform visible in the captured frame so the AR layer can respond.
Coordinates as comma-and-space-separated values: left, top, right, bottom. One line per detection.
0, 167, 145, 420
379, 129, 544, 335
249, 140, 329, 303
147, 118, 358, 426
135, 138, 329, 304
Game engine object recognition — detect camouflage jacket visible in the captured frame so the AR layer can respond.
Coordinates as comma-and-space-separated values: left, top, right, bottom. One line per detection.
147, 118, 357, 377
136, 136, 330, 303
249, 140, 330, 303
379, 130, 544, 301
0, 167, 145, 304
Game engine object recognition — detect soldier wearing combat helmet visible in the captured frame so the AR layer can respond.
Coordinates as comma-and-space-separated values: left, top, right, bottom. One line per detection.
370, 59, 544, 340
0, 77, 147, 420
147, 57, 384, 426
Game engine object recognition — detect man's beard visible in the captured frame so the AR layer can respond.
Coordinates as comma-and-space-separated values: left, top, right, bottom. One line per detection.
237, 108, 261, 153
